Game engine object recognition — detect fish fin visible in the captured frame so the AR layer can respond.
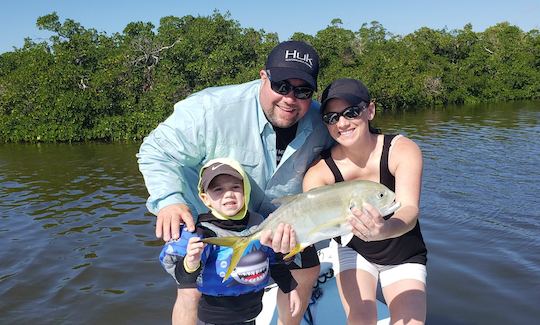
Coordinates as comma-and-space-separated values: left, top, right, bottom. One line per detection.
307, 218, 343, 236
201, 235, 252, 281
239, 225, 260, 237
283, 243, 303, 260
340, 233, 354, 246
200, 222, 254, 237
271, 193, 302, 206
292, 254, 303, 268
201, 236, 239, 247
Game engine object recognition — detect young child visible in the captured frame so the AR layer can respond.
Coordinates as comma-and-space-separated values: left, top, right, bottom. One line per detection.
160, 158, 300, 324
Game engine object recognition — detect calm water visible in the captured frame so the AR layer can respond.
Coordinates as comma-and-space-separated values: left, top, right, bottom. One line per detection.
1, 101, 539, 324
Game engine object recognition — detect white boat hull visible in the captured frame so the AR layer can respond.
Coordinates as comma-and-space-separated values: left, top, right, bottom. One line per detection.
257, 244, 390, 324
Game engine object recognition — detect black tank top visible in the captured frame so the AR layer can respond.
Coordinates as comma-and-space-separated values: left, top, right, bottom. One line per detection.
321, 134, 427, 265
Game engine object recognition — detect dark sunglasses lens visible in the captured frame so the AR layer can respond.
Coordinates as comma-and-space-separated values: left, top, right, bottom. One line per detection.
322, 112, 339, 125
293, 87, 314, 99
322, 105, 366, 125
271, 80, 313, 99
271, 81, 291, 95
343, 106, 361, 118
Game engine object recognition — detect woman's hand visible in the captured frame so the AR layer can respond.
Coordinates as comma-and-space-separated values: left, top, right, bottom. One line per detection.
347, 203, 386, 242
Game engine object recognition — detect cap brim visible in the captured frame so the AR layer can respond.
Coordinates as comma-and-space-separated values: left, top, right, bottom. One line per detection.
321, 93, 365, 112
268, 67, 316, 89
202, 168, 243, 192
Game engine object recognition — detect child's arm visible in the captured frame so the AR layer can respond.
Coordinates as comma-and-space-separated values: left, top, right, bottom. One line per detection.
269, 262, 298, 294
174, 236, 208, 283
270, 262, 301, 317
288, 288, 301, 317
183, 237, 204, 272
159, 226, 205, 285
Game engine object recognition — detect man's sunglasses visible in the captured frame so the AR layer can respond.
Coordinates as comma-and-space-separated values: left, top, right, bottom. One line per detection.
322, 104, 367, 125
266, 71, 314, 100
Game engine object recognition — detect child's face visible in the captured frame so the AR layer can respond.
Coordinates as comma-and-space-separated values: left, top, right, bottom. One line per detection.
201, 174, 245, 216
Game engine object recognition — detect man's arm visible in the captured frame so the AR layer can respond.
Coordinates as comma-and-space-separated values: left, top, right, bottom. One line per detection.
137, 96, 206, 240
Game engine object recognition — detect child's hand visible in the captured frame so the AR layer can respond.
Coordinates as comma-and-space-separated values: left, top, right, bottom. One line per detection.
185, 237, 204, 271
288, 288, 301, 317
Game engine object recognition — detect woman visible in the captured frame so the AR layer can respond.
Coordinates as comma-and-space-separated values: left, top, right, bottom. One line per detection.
303, 78, 427, 324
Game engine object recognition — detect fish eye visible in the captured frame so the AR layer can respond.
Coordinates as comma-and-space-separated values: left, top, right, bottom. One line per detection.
378, 192, 384, 199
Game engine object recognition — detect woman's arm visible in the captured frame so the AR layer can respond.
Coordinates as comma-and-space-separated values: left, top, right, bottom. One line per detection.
348, 136, 423, 241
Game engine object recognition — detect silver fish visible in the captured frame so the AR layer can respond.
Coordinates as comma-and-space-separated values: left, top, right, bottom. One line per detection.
201, 180, 400, 280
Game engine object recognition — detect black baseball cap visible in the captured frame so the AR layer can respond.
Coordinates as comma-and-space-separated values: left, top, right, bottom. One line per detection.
265, 41, 319, 89
320, 78, 371, 112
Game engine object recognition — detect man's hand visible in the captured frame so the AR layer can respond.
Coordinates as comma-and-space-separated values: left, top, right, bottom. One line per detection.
156, 203, 195, 241
260, 223, 297, 254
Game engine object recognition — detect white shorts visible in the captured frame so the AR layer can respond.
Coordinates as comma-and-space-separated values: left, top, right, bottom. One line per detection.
329, 240, 427, 288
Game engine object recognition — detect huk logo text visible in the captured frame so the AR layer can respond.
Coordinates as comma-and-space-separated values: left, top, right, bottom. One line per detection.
284, 50, 313, 68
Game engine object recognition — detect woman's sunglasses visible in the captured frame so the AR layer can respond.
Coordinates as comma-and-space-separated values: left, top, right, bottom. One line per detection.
266, 70, 314, 100
322, 104, 367, 125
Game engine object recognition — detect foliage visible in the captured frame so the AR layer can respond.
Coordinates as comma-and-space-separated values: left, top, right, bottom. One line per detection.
1, 12, 539, 142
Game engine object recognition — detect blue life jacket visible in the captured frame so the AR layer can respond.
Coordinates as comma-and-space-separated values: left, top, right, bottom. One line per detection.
160, 226, 277, 296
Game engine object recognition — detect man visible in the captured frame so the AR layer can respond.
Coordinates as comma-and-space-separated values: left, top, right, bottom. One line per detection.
137, 40, 333, 325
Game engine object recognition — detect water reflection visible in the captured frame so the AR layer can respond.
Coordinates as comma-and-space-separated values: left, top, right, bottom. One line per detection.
0, 142, 169, 324
376, 102, 540, 324
375, 100, 540, 137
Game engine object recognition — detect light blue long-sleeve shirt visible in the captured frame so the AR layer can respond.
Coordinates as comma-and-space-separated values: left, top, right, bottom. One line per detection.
137, 79, 333, 218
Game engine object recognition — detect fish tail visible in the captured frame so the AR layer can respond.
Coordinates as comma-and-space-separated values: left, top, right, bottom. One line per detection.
201, 235, 254, 281
283, 243, 304, 260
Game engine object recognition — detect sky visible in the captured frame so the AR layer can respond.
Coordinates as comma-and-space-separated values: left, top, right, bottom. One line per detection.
1, 0, 539, 54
